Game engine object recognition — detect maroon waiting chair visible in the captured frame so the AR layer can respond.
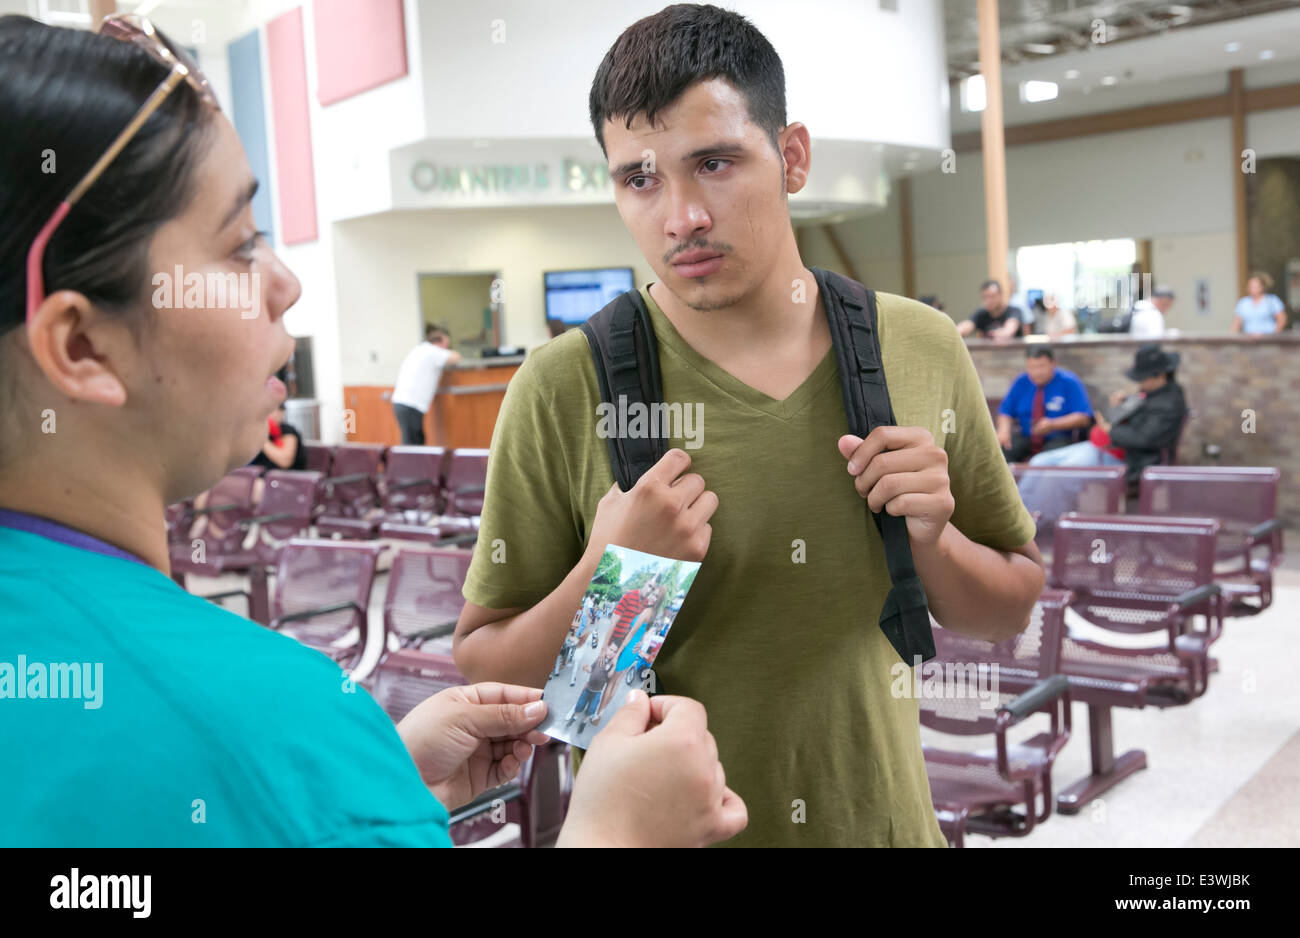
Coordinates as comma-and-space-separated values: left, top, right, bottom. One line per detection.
269, 538, 383, 675
180, 469, 323, 623
1139, 466, 1284, 617
1012, 464, 1126, 564
381, 546, 475, 650
301, 442, 333, 476
170, 467, 262, 589
382, 446, 447, 522
443, 448, 488, 517
921, 590, 1073, 847
1049, 513, 1222, 814
317, 443, 387, 539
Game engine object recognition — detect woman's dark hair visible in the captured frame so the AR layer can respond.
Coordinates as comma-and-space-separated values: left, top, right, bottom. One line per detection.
0, 15, 215, 338
588, 3, 786, 155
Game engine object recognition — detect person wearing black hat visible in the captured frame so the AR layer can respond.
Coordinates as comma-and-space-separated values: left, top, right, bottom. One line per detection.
1028, 344, 1187, 486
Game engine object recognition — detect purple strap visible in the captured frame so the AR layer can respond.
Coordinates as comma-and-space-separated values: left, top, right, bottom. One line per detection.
0, 508, 147, 566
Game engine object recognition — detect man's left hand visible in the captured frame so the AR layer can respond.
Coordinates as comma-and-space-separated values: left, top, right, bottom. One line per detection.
1031, 417, 1054, 435
838, 427, 955, 548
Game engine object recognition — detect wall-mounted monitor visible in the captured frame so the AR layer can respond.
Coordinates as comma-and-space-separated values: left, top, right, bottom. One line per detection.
544, 267, 635, 330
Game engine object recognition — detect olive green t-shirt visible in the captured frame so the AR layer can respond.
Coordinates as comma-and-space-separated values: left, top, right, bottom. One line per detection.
463, 284, 1035, 847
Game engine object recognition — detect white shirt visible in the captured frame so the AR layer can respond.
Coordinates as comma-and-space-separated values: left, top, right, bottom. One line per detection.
1129, 300, 1165, 339
391, 342, 453, 413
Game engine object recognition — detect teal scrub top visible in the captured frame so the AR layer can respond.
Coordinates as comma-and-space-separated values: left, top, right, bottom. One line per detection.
0, 521, 452, 847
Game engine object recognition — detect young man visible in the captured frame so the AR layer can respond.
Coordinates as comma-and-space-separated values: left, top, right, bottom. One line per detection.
454, 3, 1043, 847
391, 324, 461, 445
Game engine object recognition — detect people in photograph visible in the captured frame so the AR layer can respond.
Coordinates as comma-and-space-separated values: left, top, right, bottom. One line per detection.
0, 13, 744, 848
996, 346, 1093, 462
391, 324, 462, 445
957, 279, 1027, 339
552, 609, 582, 678
1028, 345, 1187, 486
567, 645, 620, 733
454, 4, 1043, 848
1233, 272, 1288, 334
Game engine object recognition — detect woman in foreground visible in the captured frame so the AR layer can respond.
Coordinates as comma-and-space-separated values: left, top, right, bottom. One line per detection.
0, 14, 745, 848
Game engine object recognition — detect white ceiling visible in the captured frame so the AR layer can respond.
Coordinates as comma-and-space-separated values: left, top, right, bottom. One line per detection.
951, 5, 1300, 131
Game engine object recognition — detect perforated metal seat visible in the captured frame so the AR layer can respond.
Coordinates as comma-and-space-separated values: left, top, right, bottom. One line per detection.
921, 590, 1073, 847
1049, 513, 1222, 814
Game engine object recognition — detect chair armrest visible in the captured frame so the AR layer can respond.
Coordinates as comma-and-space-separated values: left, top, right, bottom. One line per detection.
436, 533, 478, 547
1173, 583, 1220, 610
1246, 518, 1283, 541
388, 477, 434, 492
446, 782, 522, 824
236, 512, 300, 530
998, 674, 1069, 723
406, 620, 459, 644
273, 600, 362, 628
322, 472, 370, 487
192, 502, 242, 516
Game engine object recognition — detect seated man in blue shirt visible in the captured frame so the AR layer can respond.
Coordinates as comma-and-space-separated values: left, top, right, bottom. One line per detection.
996, 347, 1094, 462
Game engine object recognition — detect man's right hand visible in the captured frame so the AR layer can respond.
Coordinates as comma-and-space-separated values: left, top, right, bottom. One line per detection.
996, 426, 1012, 450
585, 448, 717, 562
556, 691, 748, 847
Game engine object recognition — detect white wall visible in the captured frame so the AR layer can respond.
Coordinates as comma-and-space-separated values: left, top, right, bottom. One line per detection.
419, 0, 950, 151
333, 204, 646, 385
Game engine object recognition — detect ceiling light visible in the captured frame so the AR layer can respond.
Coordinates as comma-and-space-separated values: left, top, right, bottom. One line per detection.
1064, 69, 1080, 80
962, 74, 986, 113
1021, 80, 1059, 103
1024, 43, 1056, 55
1100, 75, 1118, 86
1224, 41, 1241, 53
1259, 49, 1275, 60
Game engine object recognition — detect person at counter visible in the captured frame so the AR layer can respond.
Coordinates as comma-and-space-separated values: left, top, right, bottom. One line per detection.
1233, 272, 1288, 335
391, 324, 461, 445
957, 279, 1026, 339
1129, 285, 1174, 339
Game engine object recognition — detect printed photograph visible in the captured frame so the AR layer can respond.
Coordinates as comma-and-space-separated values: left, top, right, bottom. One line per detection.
538, 545, 699, 747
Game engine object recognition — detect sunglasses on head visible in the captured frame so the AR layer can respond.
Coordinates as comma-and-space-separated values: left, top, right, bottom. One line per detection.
25, 13, 220, 324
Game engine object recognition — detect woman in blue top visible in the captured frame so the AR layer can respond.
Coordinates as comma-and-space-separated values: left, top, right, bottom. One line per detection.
1233, 272, 1288, 335
0, 14, 745, 848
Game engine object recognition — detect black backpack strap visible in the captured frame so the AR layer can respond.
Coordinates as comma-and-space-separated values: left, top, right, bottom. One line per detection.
579, 289, 666, 491
813, 268, 936, 665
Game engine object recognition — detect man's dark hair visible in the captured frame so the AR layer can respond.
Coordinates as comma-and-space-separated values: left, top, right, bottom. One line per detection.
980, 279, 1002, 293
588, 3, 787, 155
1026, 346, 1054, 361
425, 323, 449, 342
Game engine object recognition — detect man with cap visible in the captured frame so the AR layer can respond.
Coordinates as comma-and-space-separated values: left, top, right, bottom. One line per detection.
1028, 345, 1187, 486
1130, 286, 1175, 339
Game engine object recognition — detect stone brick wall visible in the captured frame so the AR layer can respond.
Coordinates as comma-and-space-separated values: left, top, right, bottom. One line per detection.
965, 334, 1300, 525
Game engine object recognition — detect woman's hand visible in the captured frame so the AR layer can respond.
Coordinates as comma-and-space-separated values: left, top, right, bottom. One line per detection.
396, 682, 551, 811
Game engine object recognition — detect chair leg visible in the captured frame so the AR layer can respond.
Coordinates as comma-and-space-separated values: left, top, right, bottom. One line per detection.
247, 568, 271, 625
1057, 704, 1147, 815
